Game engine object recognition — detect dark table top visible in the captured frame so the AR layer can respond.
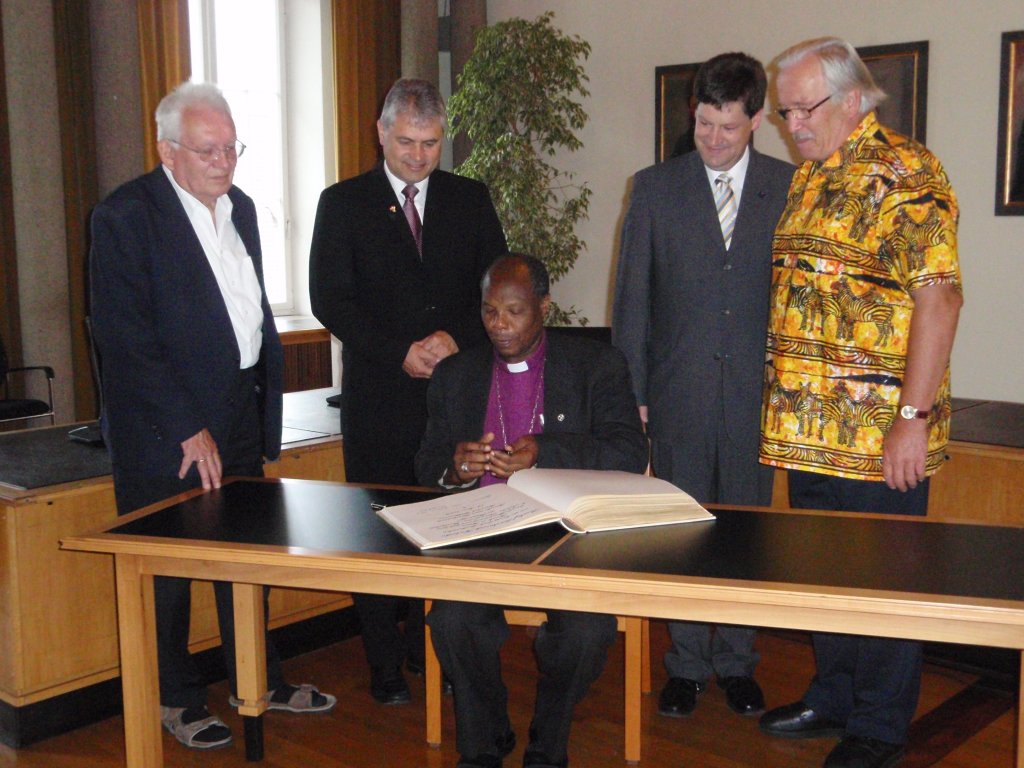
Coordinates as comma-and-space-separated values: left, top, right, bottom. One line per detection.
949, 398, 1024, 449
110, 480, 563, 566
105, 480, 1024, 605
543, 507, 1024, 602
0, 388, 341, 494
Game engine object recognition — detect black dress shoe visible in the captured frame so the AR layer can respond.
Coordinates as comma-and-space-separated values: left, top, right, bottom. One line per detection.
456, 731, 515, 768
824, 735, 904, 768
759, 700, 845, 739
522, 750, 568, 768
456, 756, 502, 768
370, 666, 411, 705
405, 660, 454, 695
717, 675, 765, 715
657, 677, 705, 717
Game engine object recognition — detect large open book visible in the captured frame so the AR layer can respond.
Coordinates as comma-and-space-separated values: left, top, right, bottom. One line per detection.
377, 468, 714, 550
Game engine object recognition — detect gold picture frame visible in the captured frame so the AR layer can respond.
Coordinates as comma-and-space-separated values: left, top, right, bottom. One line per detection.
654, 62, 701, 163
996, 30, 1024, 215
856, 41, 929, 144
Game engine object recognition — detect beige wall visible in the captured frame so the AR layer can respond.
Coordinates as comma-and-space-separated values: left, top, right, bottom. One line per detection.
489, 0, 1024, 402
2, 0, 74, 420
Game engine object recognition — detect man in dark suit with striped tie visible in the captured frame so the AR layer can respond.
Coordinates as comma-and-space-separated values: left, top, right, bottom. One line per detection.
613, 52, 794, 721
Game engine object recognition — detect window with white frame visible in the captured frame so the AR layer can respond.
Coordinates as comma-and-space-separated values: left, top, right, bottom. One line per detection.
188, 0, 332, 315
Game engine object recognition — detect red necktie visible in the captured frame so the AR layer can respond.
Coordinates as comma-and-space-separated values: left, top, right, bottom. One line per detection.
403, 184, 423, 257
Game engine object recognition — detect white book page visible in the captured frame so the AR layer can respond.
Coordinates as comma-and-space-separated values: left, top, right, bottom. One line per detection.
380, 484, 556, 547
508, 468, 685, 512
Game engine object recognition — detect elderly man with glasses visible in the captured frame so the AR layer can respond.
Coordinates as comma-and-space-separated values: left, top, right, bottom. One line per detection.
90, 81, 335, 751
757, 38, 963, 768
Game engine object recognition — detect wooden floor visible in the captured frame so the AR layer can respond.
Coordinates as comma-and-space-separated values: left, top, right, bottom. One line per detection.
0, 624, 1016, 767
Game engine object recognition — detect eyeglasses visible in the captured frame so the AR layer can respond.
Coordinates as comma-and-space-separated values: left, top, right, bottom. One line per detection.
169, 139, 246, 163
775, 95, 833, 122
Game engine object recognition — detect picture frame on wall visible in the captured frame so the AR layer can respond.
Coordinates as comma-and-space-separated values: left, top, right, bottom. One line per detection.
996, 30, 1024, 216
856, 41, 929, 144
654, 62, 701, 163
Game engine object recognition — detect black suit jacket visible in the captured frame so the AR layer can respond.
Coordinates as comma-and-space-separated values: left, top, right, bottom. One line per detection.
90, 167, 283, 479
415, 331, 648, 486
309, 166, 507, 474
613, 149, 793, 491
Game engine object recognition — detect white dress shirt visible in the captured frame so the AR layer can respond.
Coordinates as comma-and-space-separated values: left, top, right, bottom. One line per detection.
162, 165, 264, 369
383, 162, 429, 222
703, 145, 751, 208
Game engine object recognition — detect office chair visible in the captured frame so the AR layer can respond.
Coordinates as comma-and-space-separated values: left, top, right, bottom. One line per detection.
0, 331, 56, 427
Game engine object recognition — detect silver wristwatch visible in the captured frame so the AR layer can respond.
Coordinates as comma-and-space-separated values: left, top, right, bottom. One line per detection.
899, 404, 930, 420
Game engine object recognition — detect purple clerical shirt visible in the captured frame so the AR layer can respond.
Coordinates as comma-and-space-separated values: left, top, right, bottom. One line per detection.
479, 334, 547, 486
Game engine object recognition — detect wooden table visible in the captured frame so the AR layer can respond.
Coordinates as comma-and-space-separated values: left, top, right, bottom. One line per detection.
62, 478, 1024, 767
0, 389, 343, 747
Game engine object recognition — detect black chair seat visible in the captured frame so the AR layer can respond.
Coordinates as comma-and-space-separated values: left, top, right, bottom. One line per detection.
0, 398, 51, 420
1, 332, 57, 426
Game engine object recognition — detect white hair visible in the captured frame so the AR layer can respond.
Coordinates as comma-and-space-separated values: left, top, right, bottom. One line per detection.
777, 37, 887, 114
155, 81, 233, 141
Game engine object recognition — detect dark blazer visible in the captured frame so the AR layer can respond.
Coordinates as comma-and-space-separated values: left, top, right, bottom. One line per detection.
613, 149, 794, 474
309, 165, 507, 470
415, 331, 648, 486
90, 166, 283, 478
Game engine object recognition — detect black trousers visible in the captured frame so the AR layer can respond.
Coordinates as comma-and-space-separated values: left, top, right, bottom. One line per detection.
788, 469, 929, 745
112, 368, 285, 708
427, 601, 616, 762
343, 435, 425, 671
652, 436, 773, 681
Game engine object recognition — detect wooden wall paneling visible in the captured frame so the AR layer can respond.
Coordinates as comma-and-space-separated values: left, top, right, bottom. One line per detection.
280, 333, 332, 392
928, 442, 1024, 525
135, 0, 190, 170
53, 0, 101, 421
331, 0, 400, 182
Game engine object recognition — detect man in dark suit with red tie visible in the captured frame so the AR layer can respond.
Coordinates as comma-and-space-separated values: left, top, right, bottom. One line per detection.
309, 78, 507, 704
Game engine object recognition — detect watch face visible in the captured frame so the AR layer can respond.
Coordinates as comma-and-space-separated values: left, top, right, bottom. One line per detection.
900, 405, 918, 420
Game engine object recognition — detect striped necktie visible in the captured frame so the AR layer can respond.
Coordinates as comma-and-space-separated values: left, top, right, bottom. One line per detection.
715, 174, 737, 250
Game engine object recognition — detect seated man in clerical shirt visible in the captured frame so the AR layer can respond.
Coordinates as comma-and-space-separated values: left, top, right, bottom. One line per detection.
415, 253, 647, 768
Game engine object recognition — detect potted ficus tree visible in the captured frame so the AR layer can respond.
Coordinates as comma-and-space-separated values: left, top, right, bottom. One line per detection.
448, 11, 592, 325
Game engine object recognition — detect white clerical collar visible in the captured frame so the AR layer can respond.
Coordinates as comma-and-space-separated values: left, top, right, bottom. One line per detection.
505, 360, 529, 373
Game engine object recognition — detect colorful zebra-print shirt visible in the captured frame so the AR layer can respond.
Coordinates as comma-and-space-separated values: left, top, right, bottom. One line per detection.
760, 112, 961, 481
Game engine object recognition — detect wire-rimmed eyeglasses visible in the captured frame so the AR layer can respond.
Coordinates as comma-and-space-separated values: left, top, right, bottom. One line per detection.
169, 139, 246, 163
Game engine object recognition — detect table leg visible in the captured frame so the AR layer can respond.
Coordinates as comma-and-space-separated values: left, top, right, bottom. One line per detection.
114, 555, 162, 768
622, 616, 641, 765
233, 583, 268, 762
424, 601, 442, 747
